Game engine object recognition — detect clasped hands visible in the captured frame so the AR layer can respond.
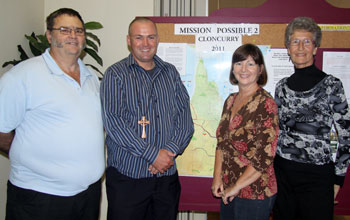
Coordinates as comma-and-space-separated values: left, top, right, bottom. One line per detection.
148, 149, 176, 174
212, 179, 240, 205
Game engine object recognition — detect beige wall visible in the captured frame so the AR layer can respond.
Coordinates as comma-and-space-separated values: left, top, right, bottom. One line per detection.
0, 0, 153, 219
0, 0, 45, 75
0, 0, 44, 219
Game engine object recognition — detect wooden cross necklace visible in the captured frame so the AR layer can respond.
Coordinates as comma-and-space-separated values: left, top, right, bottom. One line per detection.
138, 116, 150, 139
137, 66, 157, 139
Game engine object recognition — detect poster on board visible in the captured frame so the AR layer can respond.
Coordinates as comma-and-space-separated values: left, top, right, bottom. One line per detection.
158, 42, 294, 177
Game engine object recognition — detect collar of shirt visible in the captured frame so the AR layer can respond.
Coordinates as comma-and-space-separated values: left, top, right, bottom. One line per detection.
126, 53, 168, 76
42, 48, 93, 84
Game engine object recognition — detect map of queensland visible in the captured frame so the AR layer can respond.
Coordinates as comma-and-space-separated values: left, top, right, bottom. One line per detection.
176, 46, 236, 176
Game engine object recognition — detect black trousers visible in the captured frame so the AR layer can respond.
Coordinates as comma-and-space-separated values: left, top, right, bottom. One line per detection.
6, 179, 101, 220
273, 155, 334, 220
106, 167, 181, 220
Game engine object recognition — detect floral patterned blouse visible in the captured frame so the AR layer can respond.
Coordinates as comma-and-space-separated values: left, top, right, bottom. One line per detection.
216, 87, 279, 200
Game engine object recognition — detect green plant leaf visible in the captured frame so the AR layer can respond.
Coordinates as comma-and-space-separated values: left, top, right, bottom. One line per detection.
86, 64, 103, 77
25, 35, 47, 54
86, 32, 101, 46
37, 35, 50, 48
27, 33, 42, 56
2, 60, 21, 68
84, 22, 103, 30
1, 44, 29, 67
17, 45, 29, 61
30, 32, 38, 40
86, 39, 98, 52
84, 48, 103, 66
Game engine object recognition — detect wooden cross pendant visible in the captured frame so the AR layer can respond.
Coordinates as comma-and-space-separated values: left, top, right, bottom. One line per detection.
138, 116, 150, 139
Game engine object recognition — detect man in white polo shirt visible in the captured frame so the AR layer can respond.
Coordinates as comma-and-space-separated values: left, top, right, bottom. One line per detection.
0, 8, 105, 220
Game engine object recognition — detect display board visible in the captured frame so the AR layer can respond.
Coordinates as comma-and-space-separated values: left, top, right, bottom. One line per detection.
150, 0, 350, 215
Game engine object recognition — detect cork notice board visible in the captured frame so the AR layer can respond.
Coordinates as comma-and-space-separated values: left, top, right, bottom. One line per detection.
156, 23, 350, 48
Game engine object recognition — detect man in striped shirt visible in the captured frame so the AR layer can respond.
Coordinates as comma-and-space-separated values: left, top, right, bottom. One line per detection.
100, 17, 194, 220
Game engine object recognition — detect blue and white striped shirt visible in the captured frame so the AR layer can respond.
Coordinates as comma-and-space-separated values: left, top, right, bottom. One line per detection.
100, 54, 194, 178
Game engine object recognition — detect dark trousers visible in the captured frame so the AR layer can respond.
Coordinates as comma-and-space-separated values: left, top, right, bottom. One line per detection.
106, 167, 181, 220
220, 195, 276, 220
273, 155, 334, 220
6, 180, 101, 220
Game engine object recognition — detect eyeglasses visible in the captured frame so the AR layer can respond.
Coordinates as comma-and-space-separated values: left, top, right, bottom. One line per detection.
289, 39, 314, 47
50, 26, 85, 36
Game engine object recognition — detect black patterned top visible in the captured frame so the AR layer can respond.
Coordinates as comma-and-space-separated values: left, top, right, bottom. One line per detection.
275, 74, 350, 176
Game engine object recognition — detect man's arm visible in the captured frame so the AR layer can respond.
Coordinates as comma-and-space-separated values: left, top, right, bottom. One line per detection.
149, 67, 194, 174
150, 71, 193, 174
162, 68, 194, 155
0, 131, 15, 155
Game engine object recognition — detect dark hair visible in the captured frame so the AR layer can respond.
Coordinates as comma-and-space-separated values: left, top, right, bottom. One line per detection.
229, 44, 267, 86
128, 17, 157, 35
46, 8, 85, 31
285, 16, 322, 48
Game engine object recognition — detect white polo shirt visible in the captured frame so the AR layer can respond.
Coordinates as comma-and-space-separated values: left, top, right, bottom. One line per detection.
0, 49, 105, 196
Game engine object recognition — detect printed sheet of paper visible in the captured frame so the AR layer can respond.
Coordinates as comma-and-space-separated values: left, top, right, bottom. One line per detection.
157, 43, 187, 75
264, 48, 294, 96
323, 51, 350, 103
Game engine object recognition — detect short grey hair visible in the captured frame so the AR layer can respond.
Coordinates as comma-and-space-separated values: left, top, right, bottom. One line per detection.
285, 17, 322, 48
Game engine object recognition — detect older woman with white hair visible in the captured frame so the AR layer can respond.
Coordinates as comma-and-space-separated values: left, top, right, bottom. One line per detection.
273, 16, 350, 220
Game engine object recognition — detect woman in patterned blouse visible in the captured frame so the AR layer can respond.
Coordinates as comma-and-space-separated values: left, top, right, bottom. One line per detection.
212, 44, 279, 220
273, 17, 350, 220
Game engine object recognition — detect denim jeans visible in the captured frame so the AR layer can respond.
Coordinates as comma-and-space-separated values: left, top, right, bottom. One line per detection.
220, 194, 276, 220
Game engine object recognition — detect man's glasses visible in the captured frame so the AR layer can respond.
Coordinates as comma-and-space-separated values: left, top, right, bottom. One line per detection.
50, 26, 85, 36
289, 39, 314, 47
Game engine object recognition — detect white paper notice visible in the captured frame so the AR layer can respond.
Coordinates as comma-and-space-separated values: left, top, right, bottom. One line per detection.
174, 23, 259, 52
157, 43, 187, 75
264, 48, 294, 96
323, 52, 350, 102
174, 23, 259, 35
195, 33, 242, 52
